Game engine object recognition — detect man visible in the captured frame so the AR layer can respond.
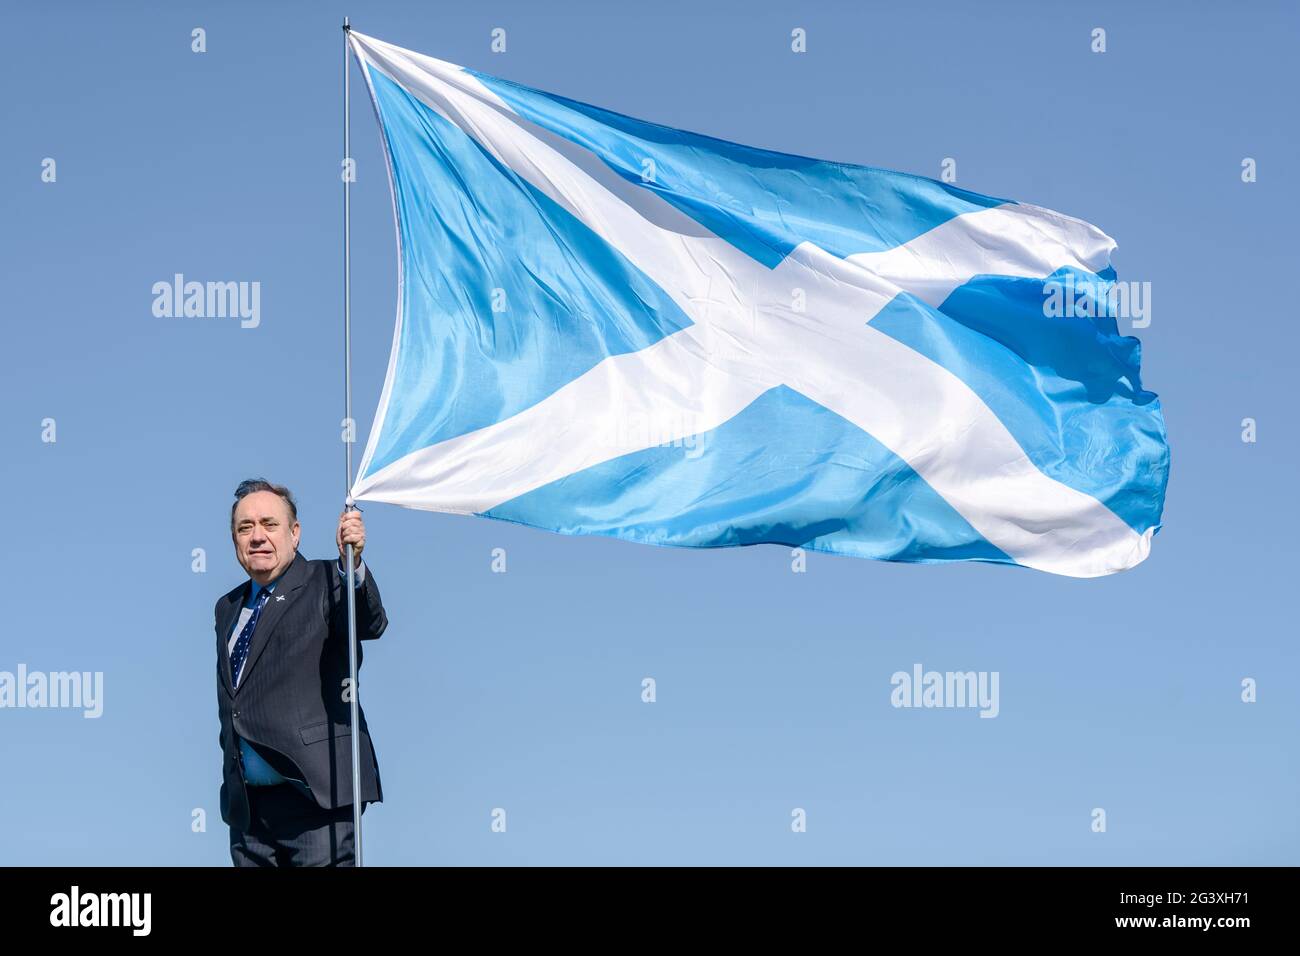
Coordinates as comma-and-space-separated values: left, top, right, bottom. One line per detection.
214, 478, 388, 866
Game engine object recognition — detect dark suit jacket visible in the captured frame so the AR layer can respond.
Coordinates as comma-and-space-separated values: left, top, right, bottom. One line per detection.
214, 550, 388, 831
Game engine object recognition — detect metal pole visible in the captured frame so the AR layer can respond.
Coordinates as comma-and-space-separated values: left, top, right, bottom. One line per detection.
342, 15, 364, 867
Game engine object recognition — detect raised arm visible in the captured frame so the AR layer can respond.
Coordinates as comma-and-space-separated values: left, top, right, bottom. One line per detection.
329, 508, 388, 641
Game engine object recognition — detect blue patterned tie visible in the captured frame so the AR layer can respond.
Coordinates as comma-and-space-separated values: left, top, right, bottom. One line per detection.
230, 586, 274, 688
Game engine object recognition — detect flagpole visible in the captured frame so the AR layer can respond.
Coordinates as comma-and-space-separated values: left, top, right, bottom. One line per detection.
342, 15, 365, 867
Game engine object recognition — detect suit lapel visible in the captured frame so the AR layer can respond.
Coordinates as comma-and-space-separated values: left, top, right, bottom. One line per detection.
233, 551, 310, 696
216, 585, 248, 697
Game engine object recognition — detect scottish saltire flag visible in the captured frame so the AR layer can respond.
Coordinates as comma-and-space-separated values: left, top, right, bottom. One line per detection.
346, 31, 1169, 577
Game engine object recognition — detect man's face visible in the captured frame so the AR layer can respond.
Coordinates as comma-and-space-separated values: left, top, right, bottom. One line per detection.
232, 491, 301, 584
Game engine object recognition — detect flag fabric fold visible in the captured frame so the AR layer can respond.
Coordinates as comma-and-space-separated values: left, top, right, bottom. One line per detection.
347, 30, 1169, 577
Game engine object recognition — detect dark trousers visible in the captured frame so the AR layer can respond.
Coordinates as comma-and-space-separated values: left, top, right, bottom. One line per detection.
229, 781, 367, 867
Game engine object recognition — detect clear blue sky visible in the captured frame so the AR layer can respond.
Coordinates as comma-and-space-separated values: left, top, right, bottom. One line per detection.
3, 0, 1296, 865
